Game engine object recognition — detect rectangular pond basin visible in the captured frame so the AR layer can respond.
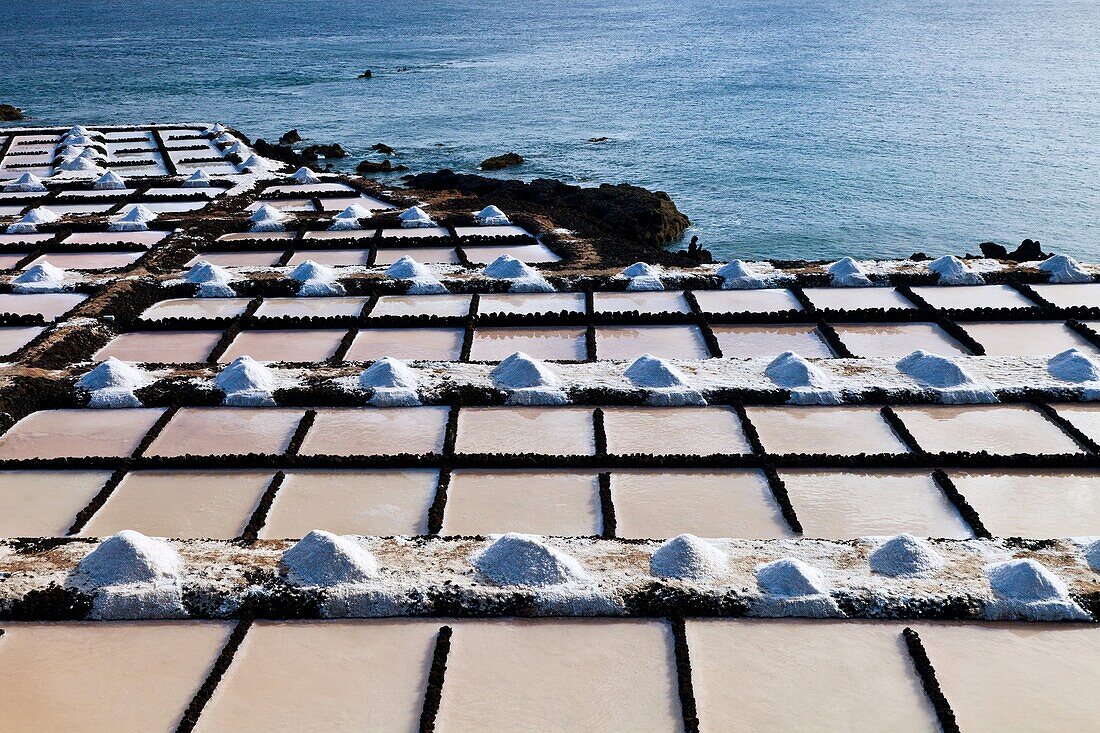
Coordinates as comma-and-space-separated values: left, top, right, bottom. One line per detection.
948, 469, 1100, 538
0, 622, 232, 733
1029, 283, 1100, 309
253, 297, 368, 319
477, 292, 586, 316
61, 230, 169, 247
780, 469, 973, 538
442, 469, 602, 536
263, 182, 355, 195
261, 469, 438, 538
285, 249, 369, 267
437, 620, 682, 732
470, 327, 587, 361
301, 228, 376, 241
31, 251, 145, 271
1054, 404, 1100, 444
686, 620, 938, 732
144, 407, 305, 458
746, 406, 909, 455
0, 408, 165, 460
892, 404, 1083, 455
455, 406, 595, 455
0, 253, 27, 270
0, 326, 44, 356
593, 290, 690, 315
79, 470, 274, 539
246, 198, 315, 212
218, 329, 347, 362
0, 470, 111, 536
139, 297, 250, 321
186, 250, 286, 268
692, 288, 803, 314
912, 284, 1034, 310
611, 469, 793, 539
298, 407, 450, 456
345, 327, 464, 361
370, 294, 472, 318
192, 620, 436, 733
379, 226, 451, 239
603, 406, 752, 455
463, 244, 561, 264
959, 320, 1098, 356
833, 322, 969, 357
454, 225, 534, 238
917, 622, 1100, 732
802, 286, 915, 311
320, 195, 392, 212
711, 324, 833, 358
596, 324, 710, 360
93, 330, 223, 362
216, 232, 297, 243
374, 247, 460, 265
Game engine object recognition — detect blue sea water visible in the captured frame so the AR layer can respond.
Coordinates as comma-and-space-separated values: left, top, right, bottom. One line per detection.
2, 0, 1099, 261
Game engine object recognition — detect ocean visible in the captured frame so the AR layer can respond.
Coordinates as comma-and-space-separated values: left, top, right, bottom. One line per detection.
2, 0, 1099, 261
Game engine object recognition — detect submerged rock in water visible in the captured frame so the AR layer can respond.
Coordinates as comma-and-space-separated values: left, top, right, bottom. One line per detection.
279, 129, 303, 145
0, 103, 25, 121
480, 152, 524, 170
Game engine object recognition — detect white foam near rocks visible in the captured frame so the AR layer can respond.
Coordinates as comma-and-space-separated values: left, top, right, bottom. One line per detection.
753, 557, 840, 618
869, 534, 945, 577
491, 351, 567, 405
109, 204, 157, 232
482, 254, 554, 293
184, 260, 237, 298
11, 262, 68, 293
929, 255, 984, 285
765, 350, 842, 405
6, 206, 59, 233
398, 205, 436, 228
624, 353, 705, 406
1038, 254, 1092, 284
896, 349, 996, 403
473, 533, 590, 587
282, 530, 380, 587
290, 259, 345, 296
329, 204, 372, 230
92, 170, 127, 190
650, 534, 727, 581
827, 257, 873, 287
984, 558, 1088, 621
474, 205, 510, 225
216, 355, 277, 406
621, 262, 664, 291
1048, 348, 1100, 383
182, 169, 212, 187
383, 255, 448, 295
249, 204, 290, 232
290, 166, 322, 184
76, 357, 148, 408
716, 259, 769, 289
359, 356, 421, 406
4, 172, 48, 193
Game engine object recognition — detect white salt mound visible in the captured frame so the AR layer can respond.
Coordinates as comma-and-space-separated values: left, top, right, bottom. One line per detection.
360, 356, 418, 391
4, 172, 47, 193
182, 169, 211, 188
1039, 254, 1091, 284
398, 205, 435, 228
717, 259, 768, 289
290, 167, 322, 184
473, 533, 589, 587
481, 255, 553, 292
650, 534, 727, 581
625, 354, 688, 388
214, 133, 236, 146
93, 170, 126, 190
869, 534, 945, 577
8, 207, 60, 233
622, 262, 660, 279
13, 262, 65, 285
290, 260, 337, 283
205, 122, 227, 135
756, 557, 827, 597
929, 255, 984, 286
77, 357, 145, 392
626, 274, 664, 291
896, 350, 973, 388
225, 142, 248, 157
58, 155, 103, 173
384, 256, 448, 295
492, 352, 561, 389
1085, 540, 1100, 573
185, 260, 236, 297
827, 257, 872, 287
239, 154, 271, 172
987, 559, 1069, 602
765, 350, 831, 389
282, 530, 379, 586
336, 203, 373, 220
475, 205, 510, 225
216, 355, 276, 394
249, 204, 287, 223
76, 530, 183, 586
1048, 348, 1100, 383
110, 204, 157, 232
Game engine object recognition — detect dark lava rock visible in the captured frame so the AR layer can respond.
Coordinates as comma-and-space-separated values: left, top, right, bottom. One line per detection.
253, 139, 306, 167
404, 169, 691, 260
359, 69, 373, 79
588, 136, 611, 143
1008, 238, 1047, 262
279, 129, 303, 145
356, 158, 408, 174
300, 143, 347, 161
0, 104, 25, 121
480, 152, 524, 171
909, 252, 931, 261
372, 142, 395, 155
979, 241, 1009, 259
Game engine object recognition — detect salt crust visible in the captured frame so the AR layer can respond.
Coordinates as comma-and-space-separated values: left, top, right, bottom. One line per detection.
716, 259, 774, 289
6, 206, 58, 233
1039, 254, 1092, 284
765, 350, 842, 405
491, 352, 567, 405
827, 256, 873, 287
184, 260, 237, 297
239, 154, 272, 173
75, 530, 183, 585
3, 172, 47, 192
12, 262, 68, 293
290, 260, 345, 296
282, 530, 380, 586
624, 353, 705, 405
249, 203, 289, 232
474, 204, 510, 225
482, 254, 553, 293
92, 170, 126, 190
77, 357, 147, 408
385, 255, 448, 295
473, 533, 590, 587
1048, 348, 1100, 383
398, 205, 435, 228
650, 534, 727, 580
621, 262, 664, 291
360, 357, 421, 406
329, 203, 373, 231
217, 355, 277, 406
182, 169, 211, 188
290, 167, 322, 185
869, 534, 945, 577
985, 558, 1089, 621
929, 255, 985, 285
109, 204, 156, 232
896, 349, 997, 403
754, 557, 841, 618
